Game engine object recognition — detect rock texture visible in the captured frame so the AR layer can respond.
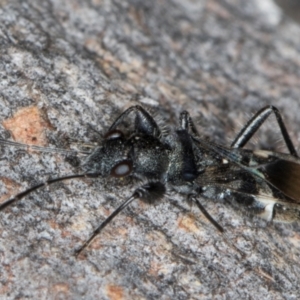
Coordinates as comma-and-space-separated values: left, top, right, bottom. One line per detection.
0, 0, 300, 299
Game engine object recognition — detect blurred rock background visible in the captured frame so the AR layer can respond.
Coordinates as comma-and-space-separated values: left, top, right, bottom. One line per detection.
275, 0, 300, 24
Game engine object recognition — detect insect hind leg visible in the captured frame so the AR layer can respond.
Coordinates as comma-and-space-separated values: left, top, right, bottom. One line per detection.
190, 195, 224, 233
231, 105, 298, 157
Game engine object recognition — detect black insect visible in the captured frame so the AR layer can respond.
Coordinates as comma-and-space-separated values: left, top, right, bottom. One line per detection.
0, 105, 300, 256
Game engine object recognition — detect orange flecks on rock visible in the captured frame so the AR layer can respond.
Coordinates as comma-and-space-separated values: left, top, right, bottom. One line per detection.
0, 177, 21, 204
149, 260, 171, 279
0, 264, 14, 295
89, 223, 129, 251
48, 219, 60, 230
51, 283, 70, 300
288, 232, 300, 249
148, 261, 162, 277
60, 230, 73, 239
2, 106, 51, 146
178, 214, 199, 233
106, 284, 124, 300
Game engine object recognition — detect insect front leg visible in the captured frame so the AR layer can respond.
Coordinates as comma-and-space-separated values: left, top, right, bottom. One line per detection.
75, 182, 165, 256
231, 105, 298, 157
178, 111, 225, 232
179, 110, 200, 136
108, 105, 161, 138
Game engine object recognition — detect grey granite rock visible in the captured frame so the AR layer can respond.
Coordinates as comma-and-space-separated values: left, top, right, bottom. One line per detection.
0, 0, 300, 299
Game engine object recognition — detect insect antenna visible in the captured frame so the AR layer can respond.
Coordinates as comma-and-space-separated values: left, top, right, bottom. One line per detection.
75, 182, 166, 256
0, 138, 90, 155
0, 173, 101, 211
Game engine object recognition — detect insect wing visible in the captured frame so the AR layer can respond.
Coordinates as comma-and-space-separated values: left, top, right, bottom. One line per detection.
255, 151, 300, 202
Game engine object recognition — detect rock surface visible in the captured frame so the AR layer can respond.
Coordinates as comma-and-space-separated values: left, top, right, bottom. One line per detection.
0, 0, 300, 299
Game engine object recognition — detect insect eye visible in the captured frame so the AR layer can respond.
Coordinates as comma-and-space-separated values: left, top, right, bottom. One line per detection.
104, 129, 124, 140
111, 160, 133, 177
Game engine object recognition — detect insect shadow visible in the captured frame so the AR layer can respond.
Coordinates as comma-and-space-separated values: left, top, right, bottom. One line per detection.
0, 105, 300, 256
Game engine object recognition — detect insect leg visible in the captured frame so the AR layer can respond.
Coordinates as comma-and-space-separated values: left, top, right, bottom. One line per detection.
231, 105, 298, 157
178, 112, 225, 231
108, 105, 161, 138
190, 196, 224, 233
75, 182, 165, 256
0, 173, 101, 211
179, 111, 200, 136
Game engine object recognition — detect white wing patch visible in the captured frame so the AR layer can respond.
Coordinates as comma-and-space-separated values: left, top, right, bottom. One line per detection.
255, 194, 278, 221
